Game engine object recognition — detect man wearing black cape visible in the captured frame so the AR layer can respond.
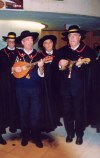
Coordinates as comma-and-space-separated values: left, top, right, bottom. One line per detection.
0, 32, 20, 145
57, 25, 96, 145
38, 35, 62, 133
13, 30, 44, 148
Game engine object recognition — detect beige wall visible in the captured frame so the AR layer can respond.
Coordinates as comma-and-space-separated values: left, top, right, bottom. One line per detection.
41, 30, 67, 49
41, 30, 100, 49
24, 0, 100, 17
0, 20, 44, 49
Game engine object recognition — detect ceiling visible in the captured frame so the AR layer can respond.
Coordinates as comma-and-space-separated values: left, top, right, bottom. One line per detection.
0, 10, 100, 31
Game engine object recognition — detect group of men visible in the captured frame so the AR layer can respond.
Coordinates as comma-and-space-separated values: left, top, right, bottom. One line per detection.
0, 25, 99, 148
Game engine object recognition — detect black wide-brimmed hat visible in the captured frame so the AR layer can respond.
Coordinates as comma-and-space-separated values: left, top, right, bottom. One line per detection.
2, 32, 16, 41
38, 35, 57, 49
62, 25, 87, 38
17, 30, 39, 43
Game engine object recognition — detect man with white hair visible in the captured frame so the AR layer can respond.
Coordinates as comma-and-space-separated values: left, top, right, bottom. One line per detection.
58, 25, 96, 145
14, 30, 44, 148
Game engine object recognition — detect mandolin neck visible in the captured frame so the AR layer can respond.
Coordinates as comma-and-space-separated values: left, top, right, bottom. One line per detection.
26, 61, 38, 68
26, 56, 54, 68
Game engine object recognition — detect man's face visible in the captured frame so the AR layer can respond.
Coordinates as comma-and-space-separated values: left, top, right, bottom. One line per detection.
43, 39, 53, 52
68, 33, 81, 48
22, 36, 33, 50
7, 39, 15, 49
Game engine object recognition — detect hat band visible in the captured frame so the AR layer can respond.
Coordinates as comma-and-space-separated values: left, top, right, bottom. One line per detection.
68, 29, 79, 33
8, 35, 16, 38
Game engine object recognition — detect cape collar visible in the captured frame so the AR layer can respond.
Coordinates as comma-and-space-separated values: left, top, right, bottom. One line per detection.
69, 42, 86, 53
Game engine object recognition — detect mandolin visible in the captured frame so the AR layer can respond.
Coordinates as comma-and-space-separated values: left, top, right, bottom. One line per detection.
59, 58, 91, 78
59, 58, 91, 71
12, 56, 54, 78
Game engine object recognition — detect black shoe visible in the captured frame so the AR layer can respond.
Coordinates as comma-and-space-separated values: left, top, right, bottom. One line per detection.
35, 140, 43, 148
21, 138, 28, 146
32, 138, 43, 148
0, 136, 7, 145
9, 127, 17, 133
76, 137, 83, 145
66, 135, 73, 143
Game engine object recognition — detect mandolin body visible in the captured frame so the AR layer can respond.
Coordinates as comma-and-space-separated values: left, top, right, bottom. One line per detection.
12, 61, 32, 78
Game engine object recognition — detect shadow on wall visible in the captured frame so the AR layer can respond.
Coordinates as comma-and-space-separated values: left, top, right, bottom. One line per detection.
0, 40, 6, 49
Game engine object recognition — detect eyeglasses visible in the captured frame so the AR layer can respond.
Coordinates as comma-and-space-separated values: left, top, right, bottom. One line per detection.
8, 41, 15, 43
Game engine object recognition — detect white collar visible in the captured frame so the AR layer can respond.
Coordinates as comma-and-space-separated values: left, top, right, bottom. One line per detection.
23, 48, 33, 55
7, 46, 15, 50
46, 50, 53, 55
71, 43, 80, 50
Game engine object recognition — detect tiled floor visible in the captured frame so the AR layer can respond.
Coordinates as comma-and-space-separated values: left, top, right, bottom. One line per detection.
0, 122, 100, 158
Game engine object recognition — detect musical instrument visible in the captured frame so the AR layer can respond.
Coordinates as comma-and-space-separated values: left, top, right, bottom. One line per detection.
59, 58, 91, 78
12, 56, 54, 78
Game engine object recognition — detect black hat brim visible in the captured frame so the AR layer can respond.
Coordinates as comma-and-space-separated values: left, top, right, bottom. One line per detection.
2, 36, 16, 41
38, 35, 57, 49
62, 30, 87, 36
62, 30, 87, 41
17, 32, 39, 43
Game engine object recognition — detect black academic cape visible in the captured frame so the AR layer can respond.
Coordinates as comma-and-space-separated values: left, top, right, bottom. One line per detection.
57, 42, 96, 128
40, 50, 61, 132
0, 47, 20, 134
87, 57, 100, 132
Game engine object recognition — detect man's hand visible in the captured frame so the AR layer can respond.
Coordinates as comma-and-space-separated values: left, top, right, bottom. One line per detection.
76, 58, 84, 67
59, 59, 69, 70
38, 59, 44, 68
59, 59, 69, 66
38, 59, 44, 75
12, 66, 22, 73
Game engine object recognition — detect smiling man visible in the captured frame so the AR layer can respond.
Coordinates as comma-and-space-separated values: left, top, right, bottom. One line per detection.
58, 25, 96, 145
14, 30, 44, 148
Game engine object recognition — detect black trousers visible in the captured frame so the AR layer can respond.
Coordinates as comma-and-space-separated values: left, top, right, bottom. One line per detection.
16, 86, 41, 134
62, 87, 84, 137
